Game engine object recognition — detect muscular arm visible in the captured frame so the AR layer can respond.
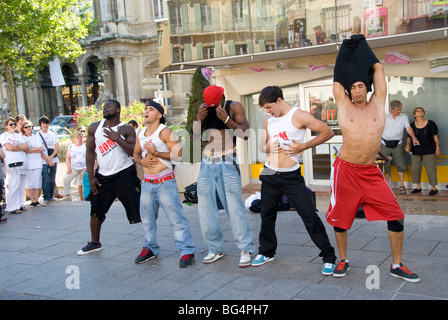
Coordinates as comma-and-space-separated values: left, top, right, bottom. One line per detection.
86, 122, 100, 194
216, 102, 250, 140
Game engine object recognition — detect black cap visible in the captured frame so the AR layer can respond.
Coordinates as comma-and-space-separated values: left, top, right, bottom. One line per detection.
146, 100, 166, 124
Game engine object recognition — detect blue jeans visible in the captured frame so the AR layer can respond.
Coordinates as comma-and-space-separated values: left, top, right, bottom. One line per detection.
140, 179, 196, 257
42, 163, 57, 201
197, 156, 255, 254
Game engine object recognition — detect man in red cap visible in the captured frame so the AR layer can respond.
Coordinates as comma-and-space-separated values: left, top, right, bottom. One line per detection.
193, 85, 255, 268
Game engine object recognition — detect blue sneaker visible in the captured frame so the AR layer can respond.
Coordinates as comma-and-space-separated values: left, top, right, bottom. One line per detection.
322, 263, 336, 276
251, 254, 274, 267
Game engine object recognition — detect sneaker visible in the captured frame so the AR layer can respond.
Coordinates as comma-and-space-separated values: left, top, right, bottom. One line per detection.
428, 189, 438, 196
390, 263, 420, 283
333, 260, 350, 277
42, 200, 49, 207
322, 263, 336, 276
251, 254, 274, 267
410, 188, 422, 194
77, 242, 102, 255
134, 247, 156, 264
179, 254, 195, 268
239, 251, 252, 268
62, 196, 72, 201
203, 251, 227, 264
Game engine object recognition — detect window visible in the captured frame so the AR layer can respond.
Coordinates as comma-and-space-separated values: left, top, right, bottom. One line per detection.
153, 0, 167, 20
405, 0, 431, 19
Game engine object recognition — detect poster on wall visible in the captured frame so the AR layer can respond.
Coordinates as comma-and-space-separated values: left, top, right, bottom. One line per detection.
330, 144, 342, 166
432, 1, 448, 18
364, 7, 388, 38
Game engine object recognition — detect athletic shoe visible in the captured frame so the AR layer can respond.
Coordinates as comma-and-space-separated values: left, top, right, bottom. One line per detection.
203, 251, 227, 264
322, 263, 336, 276
77, 242, 102, 255
390, 263, 420, 283
179, 254, 195, 268
333, 260, 350, 277
42, 200, 49, 207
239, 251, 252, 268
135, 247, 156, 264
428, 189, 438, 196
251, 254, 274, 267
61, 196, 72, 201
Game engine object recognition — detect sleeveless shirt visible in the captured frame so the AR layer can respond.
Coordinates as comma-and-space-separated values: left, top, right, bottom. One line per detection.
94, 119, 133, 176
266, 107, 305, 171
138, 124, 172, 169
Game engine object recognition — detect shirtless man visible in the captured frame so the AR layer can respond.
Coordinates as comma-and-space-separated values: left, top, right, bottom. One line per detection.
194, 85, 255, 267
252, 86, 337, 276
328, 41, 420, 282
133, 101, 196, 268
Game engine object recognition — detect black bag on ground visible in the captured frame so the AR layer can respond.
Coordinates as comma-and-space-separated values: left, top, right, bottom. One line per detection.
182, 182, 224, 209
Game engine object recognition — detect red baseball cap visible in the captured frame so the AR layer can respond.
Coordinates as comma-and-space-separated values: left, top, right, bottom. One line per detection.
203, 85, 224, 107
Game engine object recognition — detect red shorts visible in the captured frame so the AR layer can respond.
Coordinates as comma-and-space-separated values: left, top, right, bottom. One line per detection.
326, 157, 404, 230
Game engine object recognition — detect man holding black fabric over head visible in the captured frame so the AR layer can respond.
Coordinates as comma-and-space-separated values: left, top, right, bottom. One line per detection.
327, 34, 420, 282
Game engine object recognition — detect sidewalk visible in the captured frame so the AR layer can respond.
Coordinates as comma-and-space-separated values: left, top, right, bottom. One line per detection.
0, 188, 447, 302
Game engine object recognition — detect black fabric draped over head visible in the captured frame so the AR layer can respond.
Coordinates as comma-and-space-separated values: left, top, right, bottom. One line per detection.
333, 34, 380, 99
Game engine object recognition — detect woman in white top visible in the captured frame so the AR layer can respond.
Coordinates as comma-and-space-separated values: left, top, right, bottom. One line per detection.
0, 117, 29, 214
21, 121, 43, 207
62, 131, 87, 201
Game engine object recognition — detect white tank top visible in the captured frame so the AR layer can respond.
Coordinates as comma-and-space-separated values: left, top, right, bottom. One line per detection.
94, 119, 133, 176
138, 124, 172, 169
266, 107, 305, 170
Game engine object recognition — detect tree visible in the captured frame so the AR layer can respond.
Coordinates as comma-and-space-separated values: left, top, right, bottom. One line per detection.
0, 0, 94, 116
185, 67, 209, 133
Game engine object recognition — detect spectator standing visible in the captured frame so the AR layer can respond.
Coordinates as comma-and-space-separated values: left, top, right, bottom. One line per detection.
0, 117, 29, 214
21, 121, 43, 207
38, 116, 59, 207
381, 100, 419, 194
406, 107, 441, 196
62, 131, 87, 201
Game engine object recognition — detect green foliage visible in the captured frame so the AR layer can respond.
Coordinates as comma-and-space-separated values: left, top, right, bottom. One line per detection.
73, 101, 146, 129
186, 67, 209, 133
0, 0, 95, 84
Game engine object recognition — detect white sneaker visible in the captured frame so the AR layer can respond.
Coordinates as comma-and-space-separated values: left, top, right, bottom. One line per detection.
42, 200, 49, 207
61, 196, 72, 201
239, 251, 252, 268
203, 251, 227, 264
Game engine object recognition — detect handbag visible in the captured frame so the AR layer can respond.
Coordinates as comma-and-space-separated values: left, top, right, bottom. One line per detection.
39, 133, 55, 156
382, 138, 400, 148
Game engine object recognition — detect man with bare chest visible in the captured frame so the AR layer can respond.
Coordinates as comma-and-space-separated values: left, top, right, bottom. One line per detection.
133, 101, 196, 268
327, 35, 420, 282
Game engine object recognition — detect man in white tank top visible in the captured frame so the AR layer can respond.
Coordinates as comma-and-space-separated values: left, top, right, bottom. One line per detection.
252, 86, 337, 276
133, 101, 196, 268
77, 100, 141, 256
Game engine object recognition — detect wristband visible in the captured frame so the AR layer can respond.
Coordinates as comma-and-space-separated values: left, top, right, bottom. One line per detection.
224, 116, 230, 124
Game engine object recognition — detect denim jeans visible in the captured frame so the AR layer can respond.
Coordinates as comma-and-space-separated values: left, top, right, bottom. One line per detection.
258, 167, 336, 264
42, 163, 57, 201
197, 156, 255, 254
140, 179, 196, 257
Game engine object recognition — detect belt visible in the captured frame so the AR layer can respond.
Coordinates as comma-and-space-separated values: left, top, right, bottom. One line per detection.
144, 174, 175, 184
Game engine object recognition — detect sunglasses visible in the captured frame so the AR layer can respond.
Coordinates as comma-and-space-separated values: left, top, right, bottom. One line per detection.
24, 126, 32, 129
8, 123, 17, 127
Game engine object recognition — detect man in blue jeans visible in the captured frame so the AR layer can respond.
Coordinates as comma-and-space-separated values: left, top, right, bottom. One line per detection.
194, 85, 255, 267
38, 116, 59, 207
133, 101, 196, 268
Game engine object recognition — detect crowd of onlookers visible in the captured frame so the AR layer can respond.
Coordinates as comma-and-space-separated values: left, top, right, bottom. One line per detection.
0, 114, 87, 222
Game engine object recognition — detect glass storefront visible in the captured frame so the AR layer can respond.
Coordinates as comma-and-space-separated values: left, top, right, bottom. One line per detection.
167, 0, 448, 63
247, 76, 447, 186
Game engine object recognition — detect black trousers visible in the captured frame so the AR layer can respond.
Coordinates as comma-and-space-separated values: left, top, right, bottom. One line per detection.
258, 167, 336, 264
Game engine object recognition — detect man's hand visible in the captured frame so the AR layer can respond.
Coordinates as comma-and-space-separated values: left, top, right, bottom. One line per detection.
90, 176, 102, 195
196, 104, 208, 122
216, 105, 228, 122
102, 126, 121, 142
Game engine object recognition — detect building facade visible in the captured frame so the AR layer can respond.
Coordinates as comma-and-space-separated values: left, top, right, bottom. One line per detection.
158, 0, 448, 190
0, 0, 190, 127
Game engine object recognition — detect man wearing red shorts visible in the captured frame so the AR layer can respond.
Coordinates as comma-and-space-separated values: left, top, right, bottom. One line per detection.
328, 35, 420, 282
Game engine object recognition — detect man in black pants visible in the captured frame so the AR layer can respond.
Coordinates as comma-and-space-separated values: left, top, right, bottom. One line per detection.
252, 86, 337, 276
